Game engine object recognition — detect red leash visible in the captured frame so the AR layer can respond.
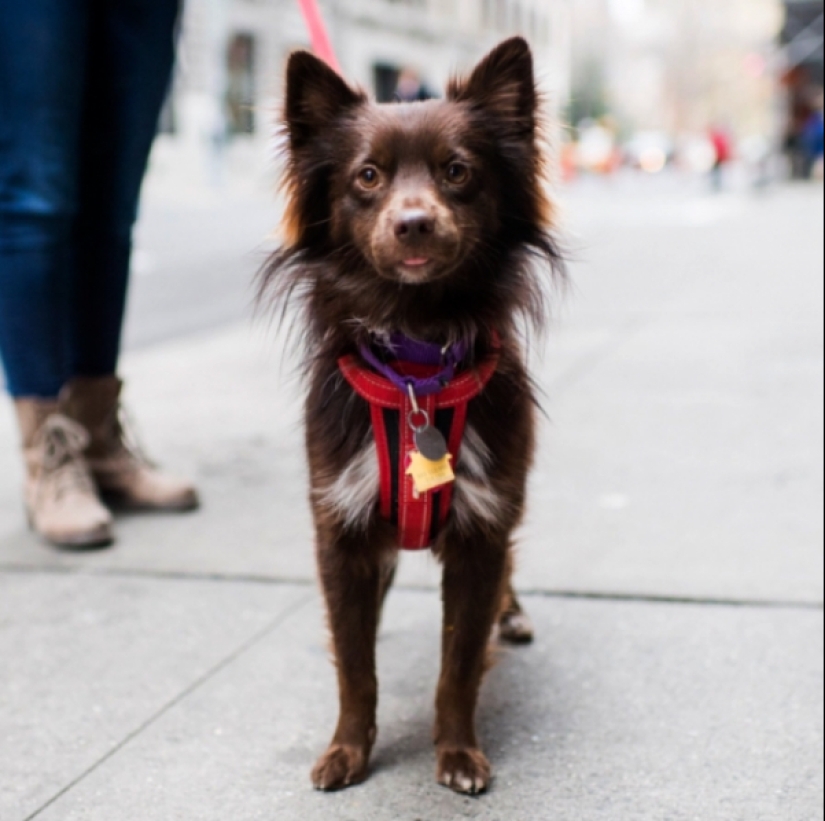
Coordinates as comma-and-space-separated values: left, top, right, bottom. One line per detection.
296, 0, 342, 73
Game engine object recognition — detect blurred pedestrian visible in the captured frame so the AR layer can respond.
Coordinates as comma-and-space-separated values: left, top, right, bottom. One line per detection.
0, 1, 198, 549
782, 69, 821, 179
801, 92, 824, 180
394, 68, 435, 103
708, 125, 733, 191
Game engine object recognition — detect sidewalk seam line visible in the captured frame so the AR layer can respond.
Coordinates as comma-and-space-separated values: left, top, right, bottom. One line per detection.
1, 564, 821, 611
515, 588, 824, 611
0, 562, 316, 590
20, 590, 315, 821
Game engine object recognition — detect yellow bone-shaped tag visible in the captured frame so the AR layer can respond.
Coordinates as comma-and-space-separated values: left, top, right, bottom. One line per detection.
406, 451, 455, 495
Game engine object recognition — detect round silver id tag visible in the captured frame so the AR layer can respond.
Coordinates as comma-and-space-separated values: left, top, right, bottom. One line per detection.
415, 425, 449, 462
406, 384, 449, 462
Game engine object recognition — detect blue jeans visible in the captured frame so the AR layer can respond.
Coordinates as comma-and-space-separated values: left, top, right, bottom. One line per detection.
0, 0, 179, 398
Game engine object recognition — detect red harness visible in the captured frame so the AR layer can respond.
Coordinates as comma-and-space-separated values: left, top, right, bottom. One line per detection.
338, 351, 499, 550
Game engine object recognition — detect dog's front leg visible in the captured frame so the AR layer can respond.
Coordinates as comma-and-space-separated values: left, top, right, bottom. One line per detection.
435, 528, 509, 795
311, 526, 384, 791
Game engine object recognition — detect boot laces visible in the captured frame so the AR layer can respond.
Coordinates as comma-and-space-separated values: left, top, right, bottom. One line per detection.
39, 416, 96, 500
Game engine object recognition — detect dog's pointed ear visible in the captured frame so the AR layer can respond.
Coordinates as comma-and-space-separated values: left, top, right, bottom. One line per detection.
285, 51, 363, 148
448, 37, 537, 132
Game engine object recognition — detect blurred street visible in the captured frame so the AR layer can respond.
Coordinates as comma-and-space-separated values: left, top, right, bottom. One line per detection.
122, 184, 281, 352
0, 175, 822, 820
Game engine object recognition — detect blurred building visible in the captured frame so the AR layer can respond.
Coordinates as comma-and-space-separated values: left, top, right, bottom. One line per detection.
569, 0, 786, 139
779, 1, 824, 176
150, 0, 572, 191
781, 0, 824, 84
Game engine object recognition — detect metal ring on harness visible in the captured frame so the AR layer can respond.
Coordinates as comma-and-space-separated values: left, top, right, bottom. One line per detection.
408, 408, 430, 433
406, 383, 429, 432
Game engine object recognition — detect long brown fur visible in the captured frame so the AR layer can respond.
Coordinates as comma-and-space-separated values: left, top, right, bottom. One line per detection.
260, 37, 563, 795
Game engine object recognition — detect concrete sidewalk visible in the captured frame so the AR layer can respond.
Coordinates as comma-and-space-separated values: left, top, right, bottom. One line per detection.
0, 180, 822, 820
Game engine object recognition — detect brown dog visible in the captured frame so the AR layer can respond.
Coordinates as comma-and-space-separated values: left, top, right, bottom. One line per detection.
261, 37, 562, 795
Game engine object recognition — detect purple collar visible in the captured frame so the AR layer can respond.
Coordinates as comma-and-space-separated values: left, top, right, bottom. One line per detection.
359, 333, 470, 397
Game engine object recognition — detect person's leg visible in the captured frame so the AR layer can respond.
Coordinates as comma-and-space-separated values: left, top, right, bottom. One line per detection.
71, 0, 180, 376
0, 1, 114, 547
61, 0, 197, 514
0, 0, 88, 398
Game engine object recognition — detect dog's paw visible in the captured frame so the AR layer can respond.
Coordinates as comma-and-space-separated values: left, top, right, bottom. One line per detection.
437, 746, 491, 795
311, 744, 369, 792
497, 609, 534, 645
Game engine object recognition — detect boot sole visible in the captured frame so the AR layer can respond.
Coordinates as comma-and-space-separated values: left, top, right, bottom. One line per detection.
50, 532, 115, 550
101, 491, 200, 514
26, 509, 114, 550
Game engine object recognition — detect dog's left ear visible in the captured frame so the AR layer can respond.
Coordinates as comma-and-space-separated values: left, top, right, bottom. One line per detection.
447, 37, 537, 133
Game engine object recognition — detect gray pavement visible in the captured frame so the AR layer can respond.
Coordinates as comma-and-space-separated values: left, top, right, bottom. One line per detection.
122, 192, 281, 352
0, 176, 822, 820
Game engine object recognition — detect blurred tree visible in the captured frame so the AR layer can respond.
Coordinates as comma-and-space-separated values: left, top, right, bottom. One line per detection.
568, 57, 610, 129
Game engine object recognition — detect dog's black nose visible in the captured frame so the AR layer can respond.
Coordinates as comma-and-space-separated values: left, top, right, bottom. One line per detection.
394, 210, 435, 240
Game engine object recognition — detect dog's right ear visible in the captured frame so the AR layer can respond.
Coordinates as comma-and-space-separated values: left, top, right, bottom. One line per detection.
285, 52, 363, 149
447, 37, 537, 136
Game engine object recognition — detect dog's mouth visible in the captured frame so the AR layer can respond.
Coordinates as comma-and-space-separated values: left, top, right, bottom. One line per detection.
368, 233, 466, 285
391, 252, 467, 284
395, 257, 440, 283
399, 257, 432, 276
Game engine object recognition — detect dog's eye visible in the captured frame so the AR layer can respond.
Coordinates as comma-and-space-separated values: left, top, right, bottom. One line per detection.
446, 163, 470, 185
357, 166, 381, 189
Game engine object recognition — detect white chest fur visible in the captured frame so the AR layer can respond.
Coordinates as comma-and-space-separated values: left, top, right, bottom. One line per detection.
315, 439, 380, 529
315, 424, 504, 530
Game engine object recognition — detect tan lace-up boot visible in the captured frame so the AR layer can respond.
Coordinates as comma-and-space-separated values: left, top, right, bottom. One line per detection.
14, 400, 114, 548
59, 376, 199, 512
